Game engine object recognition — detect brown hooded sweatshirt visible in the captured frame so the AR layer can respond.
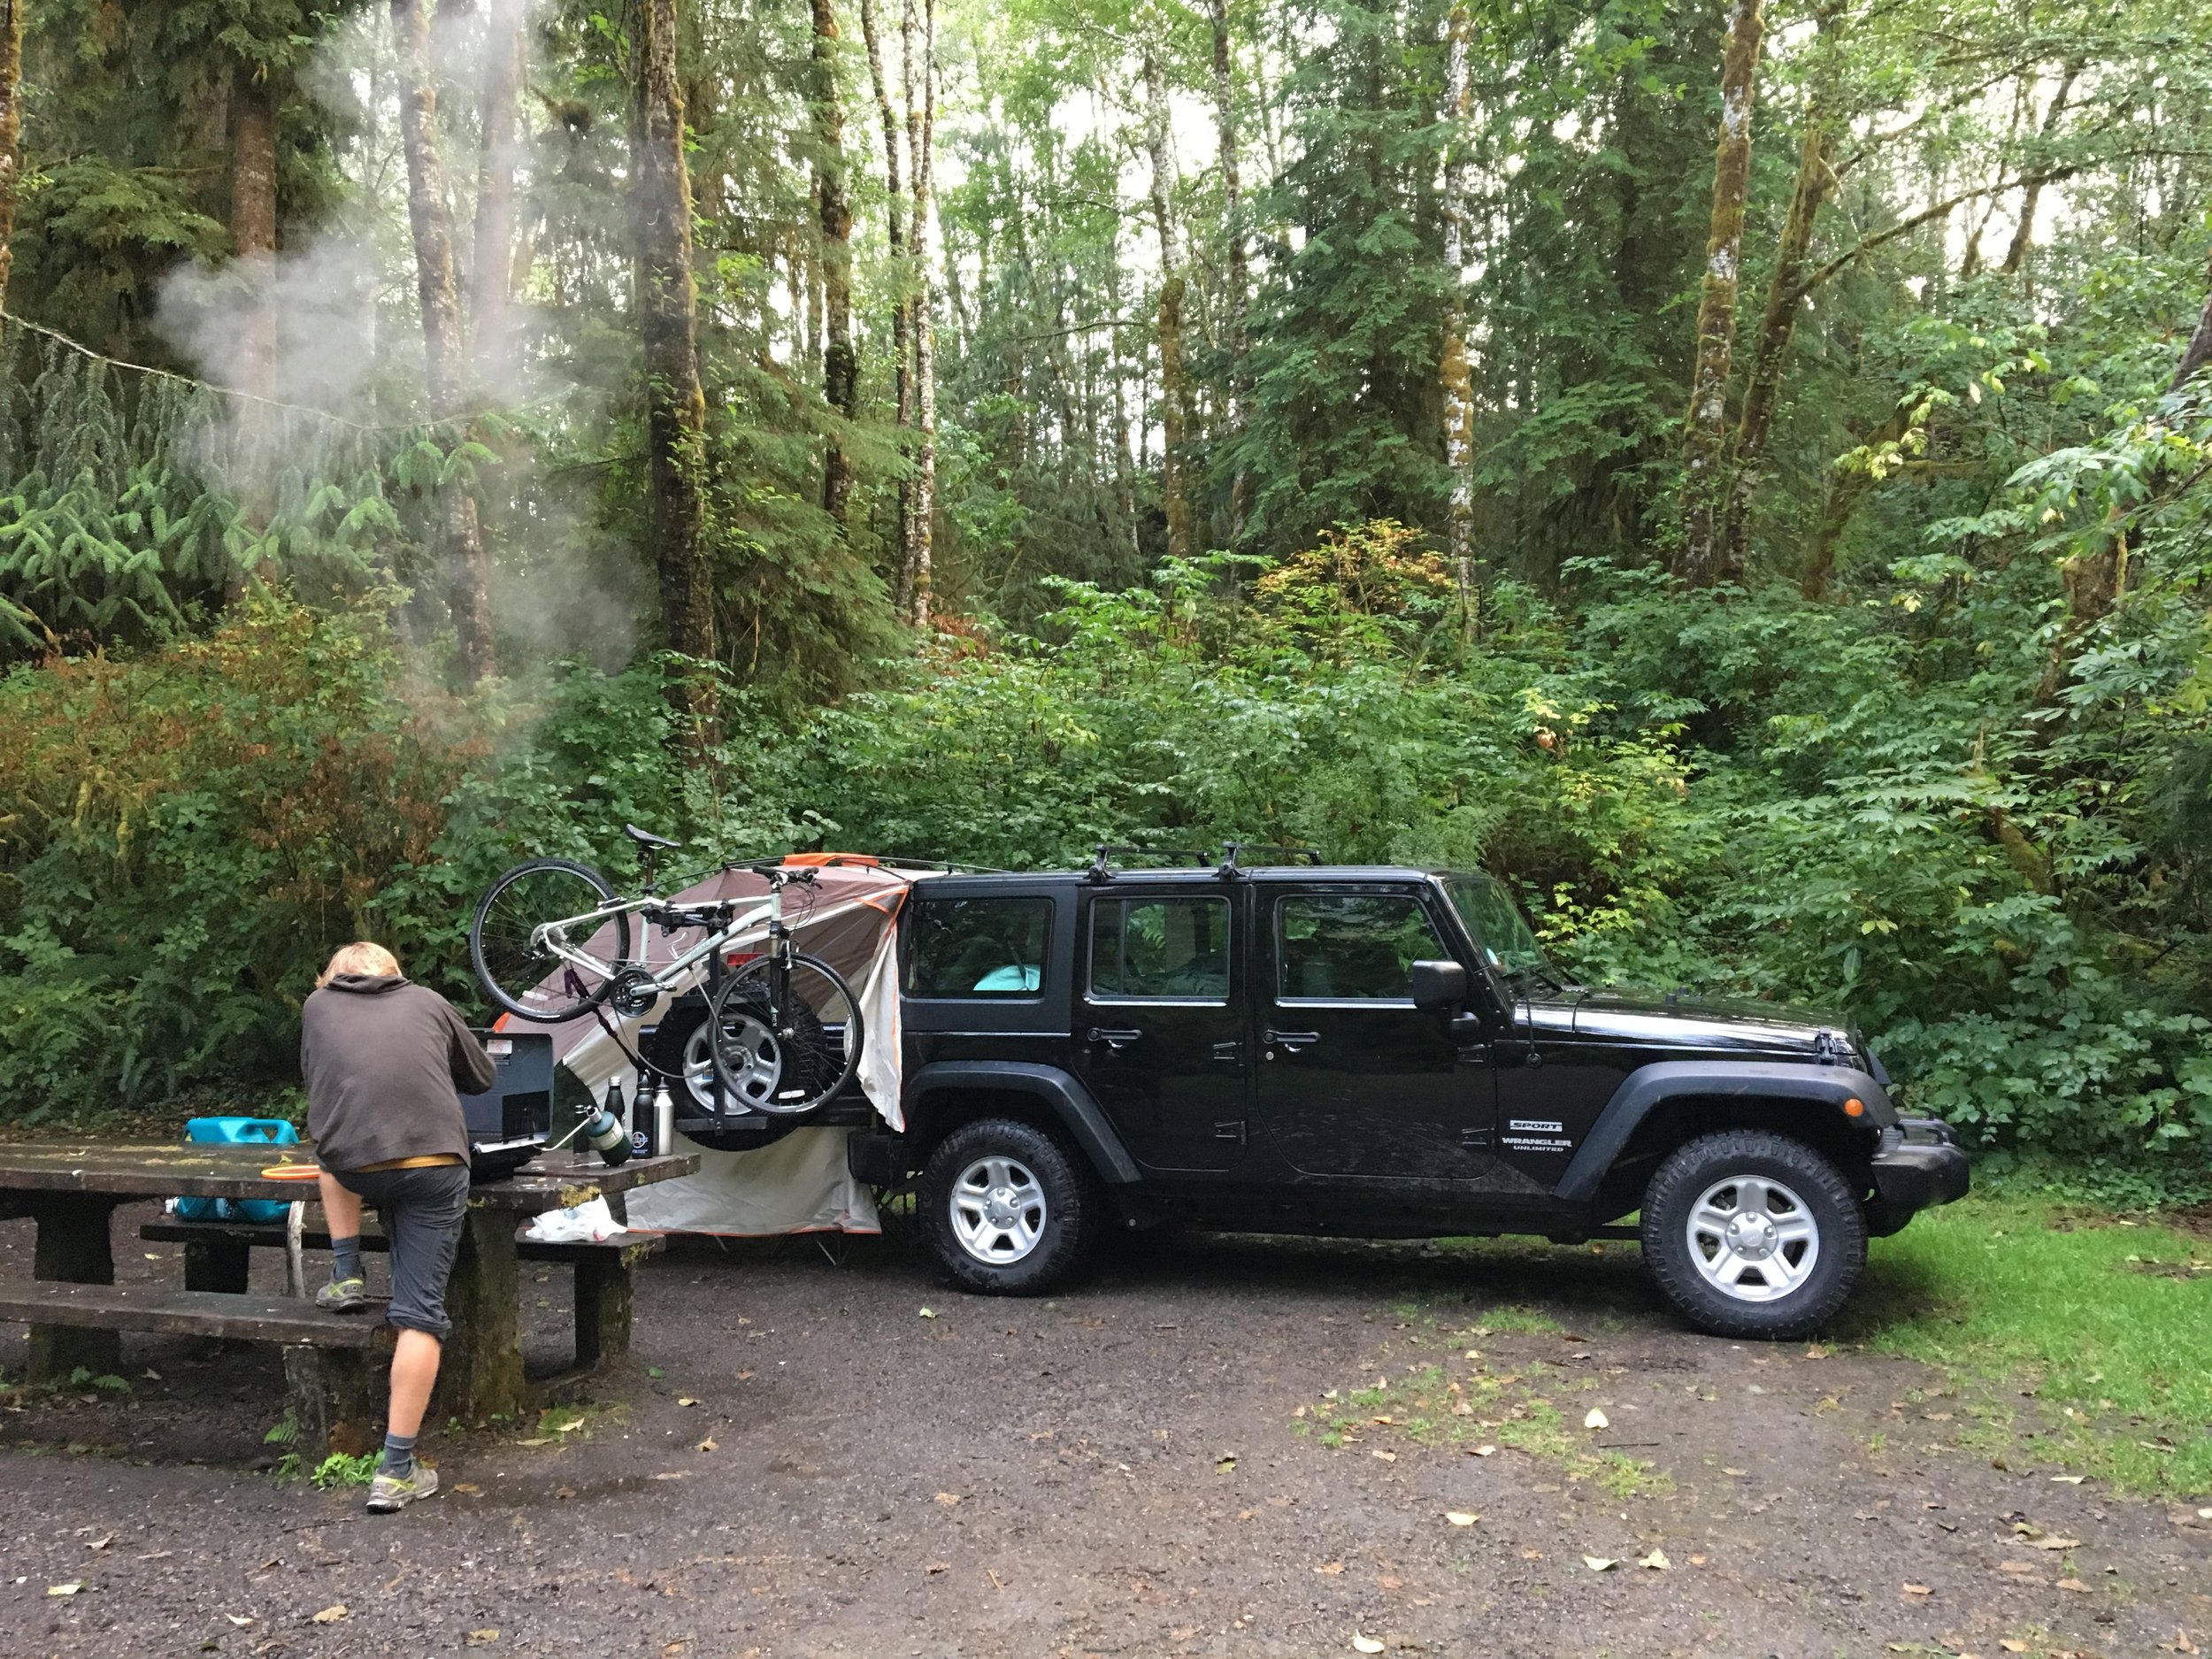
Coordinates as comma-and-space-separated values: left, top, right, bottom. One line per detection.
301, 974, 497, 1171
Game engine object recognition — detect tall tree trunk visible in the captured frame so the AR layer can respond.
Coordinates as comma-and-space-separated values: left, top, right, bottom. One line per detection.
1206, 0, 1250, 534
1717, 7, 1840, 579
901, 0, 937, 625
394, 0, 496, 685
230, 76, 279, 403
811, 0, 857, 529
1143, 44, 1193, 565
1676, 0, 1766, 588
628, 0, 717, 739
861, 0, 911, 605
2000, 63, 2081, 278
2175, 246, 2212, 393
0, 0, 26, 322
1440, 0, 1477, 633
470, 0, 526, 381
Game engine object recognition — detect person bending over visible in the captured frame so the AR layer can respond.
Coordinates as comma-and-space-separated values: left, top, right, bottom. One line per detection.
300, 941, 496, 1514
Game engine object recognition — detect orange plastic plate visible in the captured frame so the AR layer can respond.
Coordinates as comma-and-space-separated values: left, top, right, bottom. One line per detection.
259, 1164, 324, 1181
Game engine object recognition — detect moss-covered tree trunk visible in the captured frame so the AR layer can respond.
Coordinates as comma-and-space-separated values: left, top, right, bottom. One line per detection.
811, 0, 857, 530
0, 0, 26, 321
1676, 0, 1765, 588
1144, 43, 1192, 566
1440, 0, 1477, 629
470, 0, 526, 378
629, 0, 718, 740
393, 0, 496, 686
861, 0, 911, 604
1207, 0, 1249, 535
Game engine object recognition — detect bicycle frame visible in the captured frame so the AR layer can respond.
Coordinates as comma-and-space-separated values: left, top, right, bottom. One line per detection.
533, 873, 800, 1002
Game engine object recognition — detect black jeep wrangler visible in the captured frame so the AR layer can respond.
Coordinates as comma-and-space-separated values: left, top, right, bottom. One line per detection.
841, 849, 1968, 1338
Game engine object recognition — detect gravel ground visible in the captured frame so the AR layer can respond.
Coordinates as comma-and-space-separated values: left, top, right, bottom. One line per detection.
3, 1204, 2208, 1659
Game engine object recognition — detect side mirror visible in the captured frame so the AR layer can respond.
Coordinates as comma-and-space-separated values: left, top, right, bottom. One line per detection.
1409, 959, 1468, 1012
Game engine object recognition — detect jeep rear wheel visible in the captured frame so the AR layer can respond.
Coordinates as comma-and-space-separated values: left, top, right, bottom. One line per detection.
1640, 1129, 1865, 1339
921, 1118, 1097, 1295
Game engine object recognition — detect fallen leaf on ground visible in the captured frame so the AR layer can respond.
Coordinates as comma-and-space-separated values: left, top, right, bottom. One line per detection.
1314, 1562, 1345, 1576
1998, 1561, 2041, 1578
1638, 1550, 1669, 1571
934, 1492, 963, 1506
1688, 1555, 1708, 1566
1371, 1448, 1396, 1463
311, 1604, 347, 1624
925, 1562, 949, 1575
549, 1417, 585, 1433
1445, 1512, 1479, 1527
696, 1437, 717, 1452
647, 1366, 664, 1378
1901, 1582, 1931, 1596
225, 1616, 253, 1628
1999, 1642, 2028, 1654
142, 1369, 162, 1380
85, 1537, 111, 1550
2199, 1508, 2212, 1519
736, 1371, 755, 1380
1722, 1466, 1747, 1477
1351, 1636, 1386, 1655
1584, 1409, 1609, 1430
2050, 1473, 2085, 1484
2057, 1578, 2092, 1594
918, 1308, 937, 1319
676, 1397, 700, 1408
47, 1582, 83, 1597
451, 1483, 481, 1494
1469, 1444, 1495, 1457
650, 1471, 689, 1481
465, 1630, 500, 1646
515, 1438, 550, 1448
1217, 1457, 1237, 1473
1583, 1557, 1617, 1572
2027, 1535, 2081, 1550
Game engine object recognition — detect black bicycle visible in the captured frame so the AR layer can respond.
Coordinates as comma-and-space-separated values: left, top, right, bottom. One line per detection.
468, 826, 864, 1118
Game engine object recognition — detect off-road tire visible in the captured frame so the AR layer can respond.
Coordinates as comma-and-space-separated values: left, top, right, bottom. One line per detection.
1640, 1129, 1866, 1340
922, 1118, 1098, 1296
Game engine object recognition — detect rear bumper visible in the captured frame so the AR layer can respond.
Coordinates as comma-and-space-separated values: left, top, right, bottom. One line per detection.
1864, 1118, 1970, 1238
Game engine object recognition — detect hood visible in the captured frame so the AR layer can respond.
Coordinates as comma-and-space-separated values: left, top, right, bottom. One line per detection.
323, 973, 411, 995
1548, 987, 1855, 1058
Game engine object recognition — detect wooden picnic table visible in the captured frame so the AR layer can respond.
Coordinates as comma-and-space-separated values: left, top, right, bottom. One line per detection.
0, 1140, 698, 1421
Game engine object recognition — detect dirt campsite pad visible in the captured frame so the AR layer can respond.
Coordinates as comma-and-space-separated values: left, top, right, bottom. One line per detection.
4, 1207, 2208, 1659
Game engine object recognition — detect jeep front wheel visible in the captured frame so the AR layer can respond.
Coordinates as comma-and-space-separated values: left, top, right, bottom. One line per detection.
1640, 1129, 1866, 1339
921, 1118, 1096, 1295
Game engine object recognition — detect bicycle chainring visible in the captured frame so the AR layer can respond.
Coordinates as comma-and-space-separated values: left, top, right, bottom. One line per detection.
607, 966, 664, 1018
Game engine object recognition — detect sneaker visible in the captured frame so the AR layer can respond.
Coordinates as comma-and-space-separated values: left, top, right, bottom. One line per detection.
365, 1463, 438, 1513
315, 1278, 367, 1313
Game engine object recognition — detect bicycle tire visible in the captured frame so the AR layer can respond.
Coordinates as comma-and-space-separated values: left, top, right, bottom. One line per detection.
706, 951, 865, 1117
470, 857, 634, 1024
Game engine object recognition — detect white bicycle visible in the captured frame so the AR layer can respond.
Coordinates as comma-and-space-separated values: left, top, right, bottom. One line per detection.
468, 826, 863, 1118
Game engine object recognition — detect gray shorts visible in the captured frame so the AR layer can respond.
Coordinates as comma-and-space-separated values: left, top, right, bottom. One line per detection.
334, 1164, 470, 1340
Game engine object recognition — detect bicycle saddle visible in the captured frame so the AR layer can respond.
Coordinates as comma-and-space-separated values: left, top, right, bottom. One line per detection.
625, 824, 681, 851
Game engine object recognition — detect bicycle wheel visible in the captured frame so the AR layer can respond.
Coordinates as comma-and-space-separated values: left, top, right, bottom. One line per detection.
470, 857, 634, 1023
707, 951, 865, 1116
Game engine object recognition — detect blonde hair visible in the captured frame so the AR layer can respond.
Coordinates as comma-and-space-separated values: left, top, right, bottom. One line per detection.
318, 941, 403, 987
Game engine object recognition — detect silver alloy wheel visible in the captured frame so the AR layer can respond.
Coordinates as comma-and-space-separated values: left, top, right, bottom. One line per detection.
1686, 1172, 1821, 1302
707, 1010, 783, 1111
949, 1155, 1048, 1265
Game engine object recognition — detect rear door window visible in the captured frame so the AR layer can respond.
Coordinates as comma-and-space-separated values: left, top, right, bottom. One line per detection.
905, 896, 1053, 997
1089, 895, 1232, 1001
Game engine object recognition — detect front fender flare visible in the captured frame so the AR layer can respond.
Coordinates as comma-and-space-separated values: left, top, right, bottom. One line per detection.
1554, 1061, 1894, 1206
905, 1061, 1142, 1185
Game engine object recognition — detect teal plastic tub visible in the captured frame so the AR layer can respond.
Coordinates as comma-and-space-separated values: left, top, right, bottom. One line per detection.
177, 1117, 301, 1224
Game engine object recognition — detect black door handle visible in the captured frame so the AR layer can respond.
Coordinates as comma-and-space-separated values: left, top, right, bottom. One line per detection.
1266, 1029, 1321, 1053
1087, 1026, 1142, 1052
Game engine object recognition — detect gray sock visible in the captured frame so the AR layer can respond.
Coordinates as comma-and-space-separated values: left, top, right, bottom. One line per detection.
379, 1432, 415, 1479
331, 1237, 363, 1285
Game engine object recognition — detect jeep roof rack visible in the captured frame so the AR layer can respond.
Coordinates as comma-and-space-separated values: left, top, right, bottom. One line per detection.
1217, 841, 1324, 874
1087, 844, 1214, 882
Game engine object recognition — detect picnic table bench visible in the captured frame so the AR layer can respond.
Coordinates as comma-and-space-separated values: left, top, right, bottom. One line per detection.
0, 1141, 697, 1453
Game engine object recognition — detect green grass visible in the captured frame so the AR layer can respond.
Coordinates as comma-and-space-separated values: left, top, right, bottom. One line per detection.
1847, 1194, 2212, 1494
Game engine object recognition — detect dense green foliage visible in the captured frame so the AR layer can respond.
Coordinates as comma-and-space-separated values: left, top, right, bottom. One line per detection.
0, 0, 2208, 1179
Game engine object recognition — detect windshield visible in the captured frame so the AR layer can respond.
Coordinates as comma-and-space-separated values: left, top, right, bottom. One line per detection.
1443, 873, 1562, 989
